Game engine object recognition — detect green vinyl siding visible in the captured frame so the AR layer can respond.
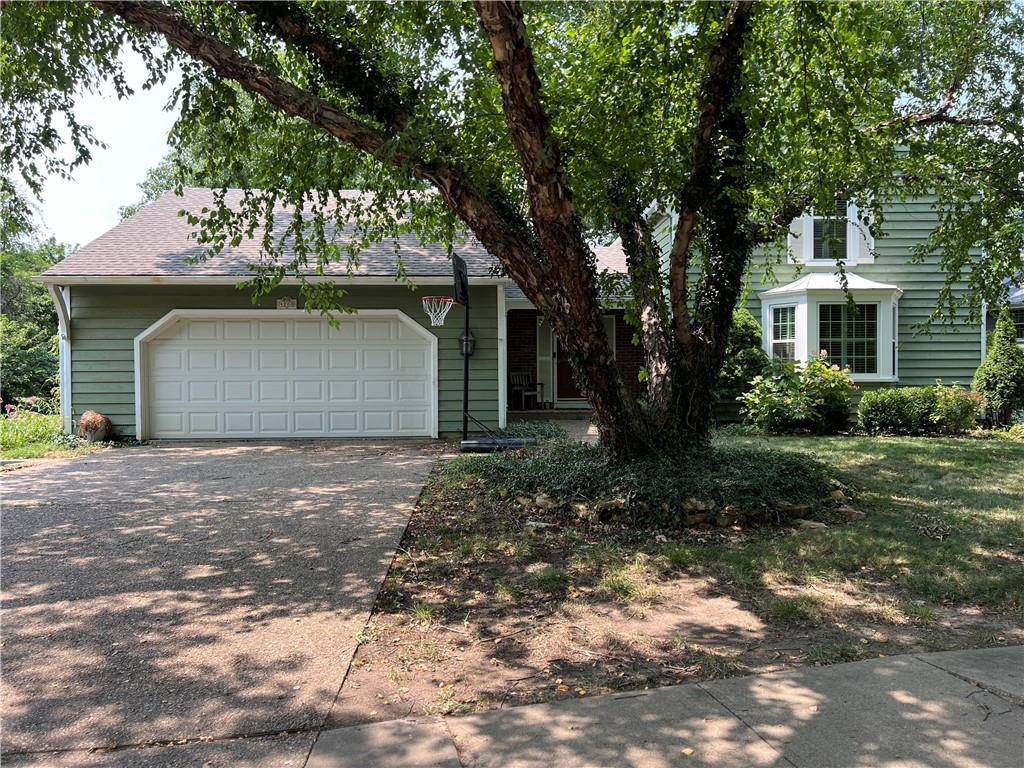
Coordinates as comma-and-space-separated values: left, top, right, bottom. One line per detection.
68, 284, 501, 436
743, 197, 982, 386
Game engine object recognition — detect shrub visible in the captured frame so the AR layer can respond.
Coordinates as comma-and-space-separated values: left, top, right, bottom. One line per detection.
739, 356, 854, 434
719, 308, 770, 399
0, 315, 58, 403
455, 439, 836, 529
931, 383, 985, 435
973, 306, 1024, 425
858, 387, 934, 434
858, 383, 983, 435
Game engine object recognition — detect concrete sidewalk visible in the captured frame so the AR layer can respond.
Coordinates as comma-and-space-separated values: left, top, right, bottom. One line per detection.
309, 646, 1023, 768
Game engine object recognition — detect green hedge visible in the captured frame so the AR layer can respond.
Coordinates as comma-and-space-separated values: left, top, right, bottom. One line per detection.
858, 383, 983, 435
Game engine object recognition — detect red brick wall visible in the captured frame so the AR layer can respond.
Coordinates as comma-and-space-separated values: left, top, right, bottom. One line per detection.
506, 309, 644, 399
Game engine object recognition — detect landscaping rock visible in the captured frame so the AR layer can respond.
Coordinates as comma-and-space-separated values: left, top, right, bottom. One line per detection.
593, 497, 628, 522
776, 503, 811, 517
795, 519, 829, 530
830, 489, 846, 501
682, 512, 711, 526
837, 504, 865, 520
534, 493, 558, 510
515, 495, 534, 509
681, 498, 713, 513
570, 502, 591, 520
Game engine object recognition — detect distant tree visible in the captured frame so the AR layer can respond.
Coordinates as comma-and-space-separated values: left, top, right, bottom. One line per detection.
0, 219, 68, 402
974, 307, 1024, 425
3, 1, 1022, 456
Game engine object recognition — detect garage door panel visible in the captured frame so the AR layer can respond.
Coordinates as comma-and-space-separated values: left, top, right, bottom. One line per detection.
364, 411, 394, 431
329, 350, 357, 370
224, 412, 255, 433
224, 380, 254, 401
258, 320, 288, 340
147, 315, 433, 438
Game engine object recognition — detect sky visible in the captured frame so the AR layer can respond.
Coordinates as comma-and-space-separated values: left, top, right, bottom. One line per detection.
37, 52, 180, 248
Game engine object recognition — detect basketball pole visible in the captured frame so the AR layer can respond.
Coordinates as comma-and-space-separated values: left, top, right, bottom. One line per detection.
462, 297, 470, 442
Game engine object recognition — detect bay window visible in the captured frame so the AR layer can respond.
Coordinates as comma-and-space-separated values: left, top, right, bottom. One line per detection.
818, 303, 878, 374
771, 305, 797, 360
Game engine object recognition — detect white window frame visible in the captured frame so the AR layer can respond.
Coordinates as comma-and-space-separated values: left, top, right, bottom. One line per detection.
761, 290, 898, 382
789, 201, 875, 266
769, 304, 799, 361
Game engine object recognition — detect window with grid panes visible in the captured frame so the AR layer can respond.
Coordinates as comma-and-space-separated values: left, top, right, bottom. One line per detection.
771, 305, 796, 360
818, 303, 877, 373
812, 200, 848, 261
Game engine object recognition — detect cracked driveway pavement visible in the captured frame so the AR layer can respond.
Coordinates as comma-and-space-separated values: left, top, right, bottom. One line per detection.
0, 441, 437, 763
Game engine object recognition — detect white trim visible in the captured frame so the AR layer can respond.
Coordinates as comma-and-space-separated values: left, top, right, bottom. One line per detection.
980, 299, 988, 362
132, 308, 438, 441
47, 285, 73, 433
38, 274, 511, 286
760, 289, 899, 382
788, 201, 875, 266
497, 285, 507, 428
768, 303, 798, 361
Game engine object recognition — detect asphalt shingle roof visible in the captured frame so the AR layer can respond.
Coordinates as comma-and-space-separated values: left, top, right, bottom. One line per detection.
42, 188, 500, 279
41, 188, 629, 300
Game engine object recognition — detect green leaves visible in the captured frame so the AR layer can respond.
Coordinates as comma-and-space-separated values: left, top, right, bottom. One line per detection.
2, 0, 1021, 319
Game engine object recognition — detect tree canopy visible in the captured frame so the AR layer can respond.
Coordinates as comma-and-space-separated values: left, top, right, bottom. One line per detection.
2, 0, 1021, 452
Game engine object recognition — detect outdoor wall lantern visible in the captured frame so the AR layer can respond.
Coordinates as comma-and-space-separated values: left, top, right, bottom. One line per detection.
460, 329, 476, 357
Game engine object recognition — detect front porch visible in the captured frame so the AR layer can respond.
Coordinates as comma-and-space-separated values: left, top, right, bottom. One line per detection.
505, 308, 643, 411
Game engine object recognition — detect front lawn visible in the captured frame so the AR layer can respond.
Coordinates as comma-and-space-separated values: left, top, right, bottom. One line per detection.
335, 434, 1023, 725
0, 412, 102, 460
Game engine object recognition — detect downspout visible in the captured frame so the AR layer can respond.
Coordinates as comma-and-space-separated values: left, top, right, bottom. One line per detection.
980, 300, 988, 363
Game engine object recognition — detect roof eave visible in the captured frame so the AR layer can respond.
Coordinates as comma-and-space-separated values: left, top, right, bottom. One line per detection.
35, 274, 512, 286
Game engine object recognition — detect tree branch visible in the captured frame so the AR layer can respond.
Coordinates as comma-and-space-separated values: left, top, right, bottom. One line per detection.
668, 1, 754, 350
94, 1, 559, 313
473, 0, 590, 276
234, 1, 411, 132
872, 76, 996, 129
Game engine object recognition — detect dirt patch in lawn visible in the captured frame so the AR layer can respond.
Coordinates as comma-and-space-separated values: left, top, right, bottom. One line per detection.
331, 449, 1023, 727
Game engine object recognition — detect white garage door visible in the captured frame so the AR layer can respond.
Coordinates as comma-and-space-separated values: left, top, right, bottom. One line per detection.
144, 313, 434, 438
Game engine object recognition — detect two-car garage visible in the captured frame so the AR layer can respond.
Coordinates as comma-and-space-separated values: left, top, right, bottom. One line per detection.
136, 310, 438, 439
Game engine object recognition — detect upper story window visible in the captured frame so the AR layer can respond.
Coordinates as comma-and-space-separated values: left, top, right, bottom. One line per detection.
790, 200, 874, 265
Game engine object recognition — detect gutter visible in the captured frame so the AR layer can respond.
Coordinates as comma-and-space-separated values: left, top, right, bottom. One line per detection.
33, 274, 512, 286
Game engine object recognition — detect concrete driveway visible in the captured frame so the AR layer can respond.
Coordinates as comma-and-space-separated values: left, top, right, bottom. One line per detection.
0, 441, 438, 765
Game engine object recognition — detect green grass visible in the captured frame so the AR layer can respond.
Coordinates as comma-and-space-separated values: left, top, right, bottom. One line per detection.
689, 434, 1024, 610
0, 412, 101, 460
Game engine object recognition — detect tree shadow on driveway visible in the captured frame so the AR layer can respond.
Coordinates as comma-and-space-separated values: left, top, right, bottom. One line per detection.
0, 441, 438, 756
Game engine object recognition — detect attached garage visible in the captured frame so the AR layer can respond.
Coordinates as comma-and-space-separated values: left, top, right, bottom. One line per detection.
136, 310, 438, 439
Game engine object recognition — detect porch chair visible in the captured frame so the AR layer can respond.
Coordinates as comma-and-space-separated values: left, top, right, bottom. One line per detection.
509, 370, 545, 410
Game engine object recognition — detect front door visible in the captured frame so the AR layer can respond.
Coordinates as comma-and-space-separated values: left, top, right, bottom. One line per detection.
555, 339, 583, 399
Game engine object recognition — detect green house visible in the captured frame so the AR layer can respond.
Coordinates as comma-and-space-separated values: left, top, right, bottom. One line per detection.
40, 189, 997, 440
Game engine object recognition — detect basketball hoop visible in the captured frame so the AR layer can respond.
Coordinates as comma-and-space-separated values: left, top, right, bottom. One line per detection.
422, 295, 457, 327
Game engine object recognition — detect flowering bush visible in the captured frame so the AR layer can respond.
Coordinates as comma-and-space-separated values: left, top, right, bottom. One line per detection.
739, 355, 855, 433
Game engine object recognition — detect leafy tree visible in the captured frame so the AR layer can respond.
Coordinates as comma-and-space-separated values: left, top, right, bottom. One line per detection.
3, 1, 1022, 456
0, 215, 67, 402
718, 308, 768, 399
973, 306, 1024, 425
0, 316, 58, 403
119, 96, 268, 217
